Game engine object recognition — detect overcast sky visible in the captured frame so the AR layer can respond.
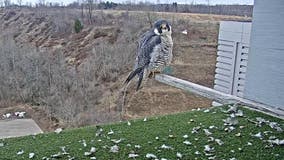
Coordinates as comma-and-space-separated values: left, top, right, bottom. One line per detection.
11, 0, 254, 5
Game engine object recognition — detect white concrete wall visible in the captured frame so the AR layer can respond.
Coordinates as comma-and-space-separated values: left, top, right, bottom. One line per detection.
244, 0, 284, 109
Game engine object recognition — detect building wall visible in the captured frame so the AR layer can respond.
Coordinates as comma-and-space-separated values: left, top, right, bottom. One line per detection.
244, 0, 284, 109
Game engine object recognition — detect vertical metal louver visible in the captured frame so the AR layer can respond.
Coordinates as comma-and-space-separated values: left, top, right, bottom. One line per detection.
214, 21, 251, 98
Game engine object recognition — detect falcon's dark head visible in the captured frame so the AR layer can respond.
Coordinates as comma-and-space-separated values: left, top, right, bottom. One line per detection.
153, 19, 172, 36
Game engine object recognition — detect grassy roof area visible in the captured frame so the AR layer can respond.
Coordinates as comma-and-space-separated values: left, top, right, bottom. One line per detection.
0, 105, 283, 160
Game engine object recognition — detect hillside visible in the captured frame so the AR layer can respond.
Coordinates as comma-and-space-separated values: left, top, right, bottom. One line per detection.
0, 8, 251, 130
0, 105, 283, 159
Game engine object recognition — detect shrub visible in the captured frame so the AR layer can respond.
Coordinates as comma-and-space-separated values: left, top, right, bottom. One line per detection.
74, 19, 83, 33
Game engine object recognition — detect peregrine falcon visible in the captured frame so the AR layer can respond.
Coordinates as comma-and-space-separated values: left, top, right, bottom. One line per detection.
125, 19, 173, 91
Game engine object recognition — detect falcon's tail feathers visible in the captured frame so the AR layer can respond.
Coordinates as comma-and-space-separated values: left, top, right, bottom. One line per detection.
124, 67, 144, 86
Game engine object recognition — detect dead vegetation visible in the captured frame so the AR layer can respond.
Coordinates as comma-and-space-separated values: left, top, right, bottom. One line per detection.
0, 8, 250, 130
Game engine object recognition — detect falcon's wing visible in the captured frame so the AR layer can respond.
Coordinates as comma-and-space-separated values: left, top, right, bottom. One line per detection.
125, 30, 161, 91
136, 30, 161, 68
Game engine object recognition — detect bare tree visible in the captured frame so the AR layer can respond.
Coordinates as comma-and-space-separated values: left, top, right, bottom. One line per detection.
17, 0, 22, 6
4, 0, 10, 7
87, 0, 93, 24
207, 0, 211, 14
38, 0, 45, 7
0, 0, 3, 7
80, 0, 84, 19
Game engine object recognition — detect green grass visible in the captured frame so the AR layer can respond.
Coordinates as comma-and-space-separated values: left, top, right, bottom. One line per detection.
0, 106, 283, 160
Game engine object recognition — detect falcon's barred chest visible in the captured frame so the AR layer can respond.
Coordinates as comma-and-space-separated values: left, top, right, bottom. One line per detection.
149, 34, 173, 72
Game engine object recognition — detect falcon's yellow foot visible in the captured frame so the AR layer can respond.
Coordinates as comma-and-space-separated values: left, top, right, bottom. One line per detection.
148, 71, 161, 78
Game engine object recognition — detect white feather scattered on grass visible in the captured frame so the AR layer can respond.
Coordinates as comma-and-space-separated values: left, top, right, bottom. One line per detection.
134, 145, 141, 149
82, 139, 87, 147
226, 105, 238, 113
203, 129, 212, 136
90, 147, 96, 153
235, 110, 243, 117
224, 126, 235, 132
108, 129, 114, 135
256, 117, 267, 124
209, 126, 216, 129
266, 139, 284, 145
95, 128, 103, 137
127, 121, 131, 126
269, 122, 283, 132
60, 146, 69, 155
84, 152, 92, 156
90, 157, 96, 160
145, 153, 157, 159
160, 144, 173, 150
223, 117, 239, 126
183, 134, 189, 138
54, 128, 63, 134
229, 126, 235, 130
110, 145, 119, 153
111, 139, 122, 144
215, 139, 224, 146
264, 131, 273, 135
208, 156, 216, 160
207, 137, 214, 142
68, 156, 75, 160
29, 153, 35, 159
128, 153, 139, 158
143, 117, 147, 122
204, 145, 214, 152
235, 133, 241, 137
194, 151, 201, 155
192, 126, 201, 133
183, 140, 192, 145
17, 150, 24, 155
84, 147, 96, 156
252, 132, 262, 139
168, 134, 174, 138
230, 113, 236, 118
155, 137, 159, 140
247, 142, 253, 146
51, 152, 62, 158
176, 152, 182, 158
203, 109, 210, 113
